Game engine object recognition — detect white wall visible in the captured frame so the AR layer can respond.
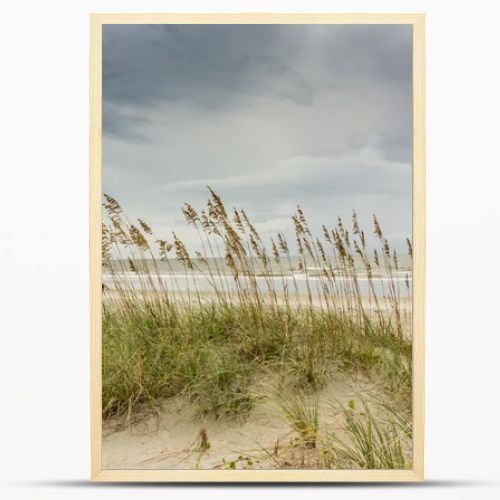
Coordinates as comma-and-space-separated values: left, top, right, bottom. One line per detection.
1, 1, 499, 499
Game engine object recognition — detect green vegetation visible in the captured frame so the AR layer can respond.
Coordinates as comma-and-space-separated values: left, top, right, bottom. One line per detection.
102, 188, 413, 468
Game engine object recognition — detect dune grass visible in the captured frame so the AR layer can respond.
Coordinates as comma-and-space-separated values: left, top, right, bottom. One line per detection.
102, 188, 412, 467
252, 392, 412, 470
323, 396, 412, 469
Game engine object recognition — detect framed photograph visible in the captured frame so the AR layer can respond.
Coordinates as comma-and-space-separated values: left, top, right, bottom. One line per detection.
90, 13, 425, 482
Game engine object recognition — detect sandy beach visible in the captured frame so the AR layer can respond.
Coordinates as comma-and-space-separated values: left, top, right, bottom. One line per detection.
103, 371, 392, 470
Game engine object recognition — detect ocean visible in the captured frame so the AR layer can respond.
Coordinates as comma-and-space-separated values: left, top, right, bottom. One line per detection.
103, 256, 412, 297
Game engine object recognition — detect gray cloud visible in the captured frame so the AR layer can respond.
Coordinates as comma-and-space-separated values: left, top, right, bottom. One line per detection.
103, 24, 313, 131
322, 24, 412, 85
103, 24, 412, 251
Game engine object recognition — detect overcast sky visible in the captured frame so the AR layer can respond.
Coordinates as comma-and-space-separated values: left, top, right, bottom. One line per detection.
103, 24, 412, 252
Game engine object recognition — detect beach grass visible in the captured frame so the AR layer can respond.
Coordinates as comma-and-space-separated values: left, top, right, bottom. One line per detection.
102, 188, 412, 467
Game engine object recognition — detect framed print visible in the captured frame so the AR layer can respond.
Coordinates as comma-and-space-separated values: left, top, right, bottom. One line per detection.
90, 13, 425, 482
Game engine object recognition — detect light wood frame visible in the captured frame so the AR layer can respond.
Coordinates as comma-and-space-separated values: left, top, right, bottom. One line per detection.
90, 13, 425, 482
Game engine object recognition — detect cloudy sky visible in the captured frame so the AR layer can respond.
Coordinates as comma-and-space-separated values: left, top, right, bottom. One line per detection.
103, 24, 412, 251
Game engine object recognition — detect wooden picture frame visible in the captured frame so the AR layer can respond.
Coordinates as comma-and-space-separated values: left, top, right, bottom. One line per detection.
90, 13, 425, 482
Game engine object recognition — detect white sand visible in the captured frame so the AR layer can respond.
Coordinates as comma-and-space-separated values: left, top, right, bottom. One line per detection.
102, 373, 379, 470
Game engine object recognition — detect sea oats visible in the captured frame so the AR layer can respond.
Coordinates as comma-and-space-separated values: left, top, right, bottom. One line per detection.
138, 218, 153, 235
102, 194, 412, 440
406, 237, 413, 258
373, 214, 383, 240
